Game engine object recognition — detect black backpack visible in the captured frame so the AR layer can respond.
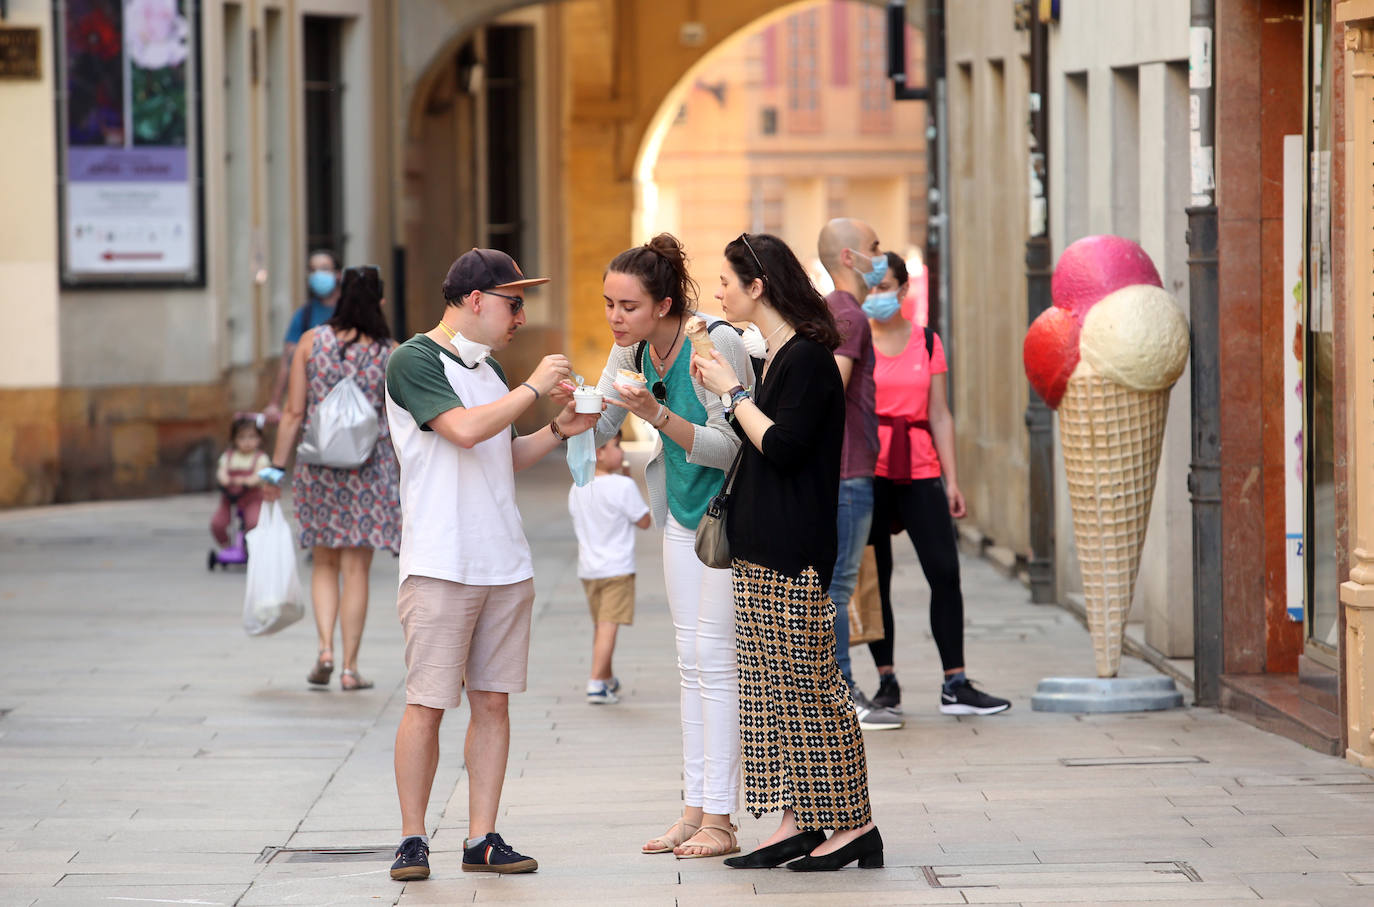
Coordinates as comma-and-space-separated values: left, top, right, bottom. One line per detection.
635, 319, 765, 386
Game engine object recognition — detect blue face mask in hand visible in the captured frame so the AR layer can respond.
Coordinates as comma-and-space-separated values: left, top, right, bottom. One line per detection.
848, 251, 889, 289
566, 430, 596, 487
308, 269, 337, 298
861, 290, 902, 321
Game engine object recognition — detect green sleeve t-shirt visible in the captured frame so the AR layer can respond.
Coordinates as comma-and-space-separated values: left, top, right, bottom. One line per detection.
644, 349, 724, 530
385, 335, 510, 432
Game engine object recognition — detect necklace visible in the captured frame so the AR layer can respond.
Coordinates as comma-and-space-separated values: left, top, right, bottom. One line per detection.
762, 320, 793, 355
651, 316, 684, 372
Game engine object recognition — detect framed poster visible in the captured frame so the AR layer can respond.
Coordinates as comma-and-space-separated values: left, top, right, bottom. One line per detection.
54, 0, 204, 286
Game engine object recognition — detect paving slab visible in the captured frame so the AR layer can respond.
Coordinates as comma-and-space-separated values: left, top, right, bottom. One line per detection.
2, 460, 1372, 906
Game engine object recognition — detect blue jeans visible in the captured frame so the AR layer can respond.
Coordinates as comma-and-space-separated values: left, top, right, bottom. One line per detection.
828, 476, 874, 685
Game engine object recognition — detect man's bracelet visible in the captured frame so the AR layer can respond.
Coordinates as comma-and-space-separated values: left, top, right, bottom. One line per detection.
549, 420, 569, 442
520, 382, 539, 401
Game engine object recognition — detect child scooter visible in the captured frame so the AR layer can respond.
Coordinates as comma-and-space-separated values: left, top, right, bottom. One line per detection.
208, 490, 250, 570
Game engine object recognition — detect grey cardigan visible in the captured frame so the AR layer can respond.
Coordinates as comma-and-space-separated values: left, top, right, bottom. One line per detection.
592, 323, 754, 528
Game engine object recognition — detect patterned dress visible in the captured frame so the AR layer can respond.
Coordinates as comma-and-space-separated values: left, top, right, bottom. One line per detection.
292, 328, 402, 552
733, 559, 872, 832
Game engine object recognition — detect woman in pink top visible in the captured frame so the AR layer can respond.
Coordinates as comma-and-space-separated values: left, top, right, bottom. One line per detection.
862, 253, 1010, 717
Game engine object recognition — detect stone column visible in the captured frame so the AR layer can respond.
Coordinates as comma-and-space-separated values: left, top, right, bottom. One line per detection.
1337, 1, 1374, 768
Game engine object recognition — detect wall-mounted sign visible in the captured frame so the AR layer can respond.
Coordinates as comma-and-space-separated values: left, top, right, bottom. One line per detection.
55, 0, 203, 285
0, 27, 41, 79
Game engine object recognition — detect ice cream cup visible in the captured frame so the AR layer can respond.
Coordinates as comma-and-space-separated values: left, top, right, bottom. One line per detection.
614, 368, 647, 395
573, 386, 604, 414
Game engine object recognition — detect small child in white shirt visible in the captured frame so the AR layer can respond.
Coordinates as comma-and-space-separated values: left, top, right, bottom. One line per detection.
568, 432, 651, 704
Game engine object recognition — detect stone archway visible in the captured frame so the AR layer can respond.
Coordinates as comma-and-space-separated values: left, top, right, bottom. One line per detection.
396, 0, 901, 383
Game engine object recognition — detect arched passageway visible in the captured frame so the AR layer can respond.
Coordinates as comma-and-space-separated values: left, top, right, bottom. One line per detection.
396, 0, 925, 397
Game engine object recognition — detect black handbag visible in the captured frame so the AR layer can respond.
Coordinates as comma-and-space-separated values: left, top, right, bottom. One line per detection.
694, 445, 745, 569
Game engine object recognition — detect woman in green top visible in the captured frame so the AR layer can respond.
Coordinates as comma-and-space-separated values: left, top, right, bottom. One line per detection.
593, 234, 754, 860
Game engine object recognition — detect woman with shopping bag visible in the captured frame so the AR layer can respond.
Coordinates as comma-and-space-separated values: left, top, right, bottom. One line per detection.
264, 265, 401, 691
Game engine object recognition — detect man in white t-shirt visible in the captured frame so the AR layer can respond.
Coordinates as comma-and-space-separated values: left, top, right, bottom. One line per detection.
384, 248, 599, 882
568, 433, 651, 705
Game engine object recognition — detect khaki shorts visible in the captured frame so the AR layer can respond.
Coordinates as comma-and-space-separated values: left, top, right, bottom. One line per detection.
396, 574, 535, 709
581, 574, 635, 625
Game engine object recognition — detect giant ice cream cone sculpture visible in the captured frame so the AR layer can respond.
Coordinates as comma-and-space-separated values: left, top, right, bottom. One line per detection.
1023, 237, 1189, 677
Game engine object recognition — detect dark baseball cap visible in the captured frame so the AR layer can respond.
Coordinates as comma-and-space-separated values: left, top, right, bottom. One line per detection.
442, 248, 550, 301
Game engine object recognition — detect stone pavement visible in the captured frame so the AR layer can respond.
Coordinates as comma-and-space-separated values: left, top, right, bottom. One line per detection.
1, 460, 1372, 906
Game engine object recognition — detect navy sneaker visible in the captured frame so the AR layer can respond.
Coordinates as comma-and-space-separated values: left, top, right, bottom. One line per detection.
462, 832, 538, 874
939, 677, 1011, 715
871, 672, 902, 712
390, 836, 430, 881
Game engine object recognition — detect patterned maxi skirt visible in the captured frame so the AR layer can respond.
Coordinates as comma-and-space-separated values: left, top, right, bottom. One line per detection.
732, 558, 872, 831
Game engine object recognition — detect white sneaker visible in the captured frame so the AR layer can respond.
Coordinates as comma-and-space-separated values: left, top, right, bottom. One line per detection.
586, 677, 620, 705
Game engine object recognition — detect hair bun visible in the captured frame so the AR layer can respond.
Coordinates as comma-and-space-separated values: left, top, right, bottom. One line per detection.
647, 233, 685, 262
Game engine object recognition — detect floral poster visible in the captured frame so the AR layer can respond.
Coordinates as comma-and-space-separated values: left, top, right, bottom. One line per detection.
57, 0, 200, 283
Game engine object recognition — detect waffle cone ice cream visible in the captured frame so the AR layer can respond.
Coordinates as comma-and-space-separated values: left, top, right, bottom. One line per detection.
1057, 360, 1171, 677
685, 316, 715, 355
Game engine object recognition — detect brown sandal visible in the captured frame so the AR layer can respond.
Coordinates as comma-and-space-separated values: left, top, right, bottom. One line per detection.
642, 817, 700, 854
307, 653, 333, 686
674, 822, 739, 860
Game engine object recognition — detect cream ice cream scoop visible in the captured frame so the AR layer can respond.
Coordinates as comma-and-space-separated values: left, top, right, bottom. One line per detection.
1078, 284, 1189, 392
573, 385, 603, 413
685, 316, 715, 355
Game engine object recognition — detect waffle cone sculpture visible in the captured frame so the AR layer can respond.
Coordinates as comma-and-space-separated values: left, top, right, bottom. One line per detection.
1023, 236, 1188, 678
1058, 361, 1170, 676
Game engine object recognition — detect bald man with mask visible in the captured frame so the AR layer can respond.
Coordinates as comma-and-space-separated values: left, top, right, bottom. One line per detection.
817, 218, 902, 731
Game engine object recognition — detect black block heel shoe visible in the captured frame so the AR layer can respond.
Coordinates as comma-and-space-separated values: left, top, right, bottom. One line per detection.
723, 830, 826, 869
785, 827, 883, 871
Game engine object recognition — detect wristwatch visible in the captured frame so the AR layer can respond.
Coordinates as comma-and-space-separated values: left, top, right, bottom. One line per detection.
723, 385, 750, 413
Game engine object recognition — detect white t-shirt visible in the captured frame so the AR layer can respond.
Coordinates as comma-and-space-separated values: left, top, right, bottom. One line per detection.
385, 335, 533, 586
568, 473, 649, 580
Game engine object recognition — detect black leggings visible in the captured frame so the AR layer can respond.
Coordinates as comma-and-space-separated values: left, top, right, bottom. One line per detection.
867, 476, 965, 673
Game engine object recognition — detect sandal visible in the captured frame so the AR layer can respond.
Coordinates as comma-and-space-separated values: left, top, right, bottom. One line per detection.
674, 822, 739, 860
340, 669, 373, 691
307, 653, 334, 686
642, 816, 700, 854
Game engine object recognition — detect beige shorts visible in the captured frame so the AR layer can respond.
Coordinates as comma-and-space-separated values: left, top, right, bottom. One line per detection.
396, 574, 536, 709
581, 574, 635, 625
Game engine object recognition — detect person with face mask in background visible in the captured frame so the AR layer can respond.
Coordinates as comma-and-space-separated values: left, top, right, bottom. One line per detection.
815, 218, 904, 732
266, 250, 343, 421
862, 252, 1011, 718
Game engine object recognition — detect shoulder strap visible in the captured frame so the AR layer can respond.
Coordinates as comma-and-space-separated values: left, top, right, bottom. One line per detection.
705, 318, 766, 382
486, 357, 508, 387
635, 340, 646, 375
923, 326, 935, 358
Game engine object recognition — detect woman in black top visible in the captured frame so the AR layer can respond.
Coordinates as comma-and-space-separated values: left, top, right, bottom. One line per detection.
693, 233, 882, 872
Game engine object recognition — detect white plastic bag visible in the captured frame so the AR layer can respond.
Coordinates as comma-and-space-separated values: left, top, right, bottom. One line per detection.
242, 501, 305, 636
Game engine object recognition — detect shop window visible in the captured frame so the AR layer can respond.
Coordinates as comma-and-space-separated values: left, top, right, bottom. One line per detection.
1304, 0, 1338, 656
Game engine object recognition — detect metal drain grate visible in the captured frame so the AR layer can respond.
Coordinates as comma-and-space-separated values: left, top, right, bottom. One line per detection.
922, 860, 1202, 889
1059, 755, 1207, 767
257, 846, 394, 864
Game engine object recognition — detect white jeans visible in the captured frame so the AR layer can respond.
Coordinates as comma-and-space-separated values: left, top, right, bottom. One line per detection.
663, 515, 740, 814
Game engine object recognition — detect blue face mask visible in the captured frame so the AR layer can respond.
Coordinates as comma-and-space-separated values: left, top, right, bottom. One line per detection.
849, 251, 889, 289
862, 290, 902, 321
308, 269, 337, 298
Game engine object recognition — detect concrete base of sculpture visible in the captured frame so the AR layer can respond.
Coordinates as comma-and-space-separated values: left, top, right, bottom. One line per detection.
1031, 675, 1184, 713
